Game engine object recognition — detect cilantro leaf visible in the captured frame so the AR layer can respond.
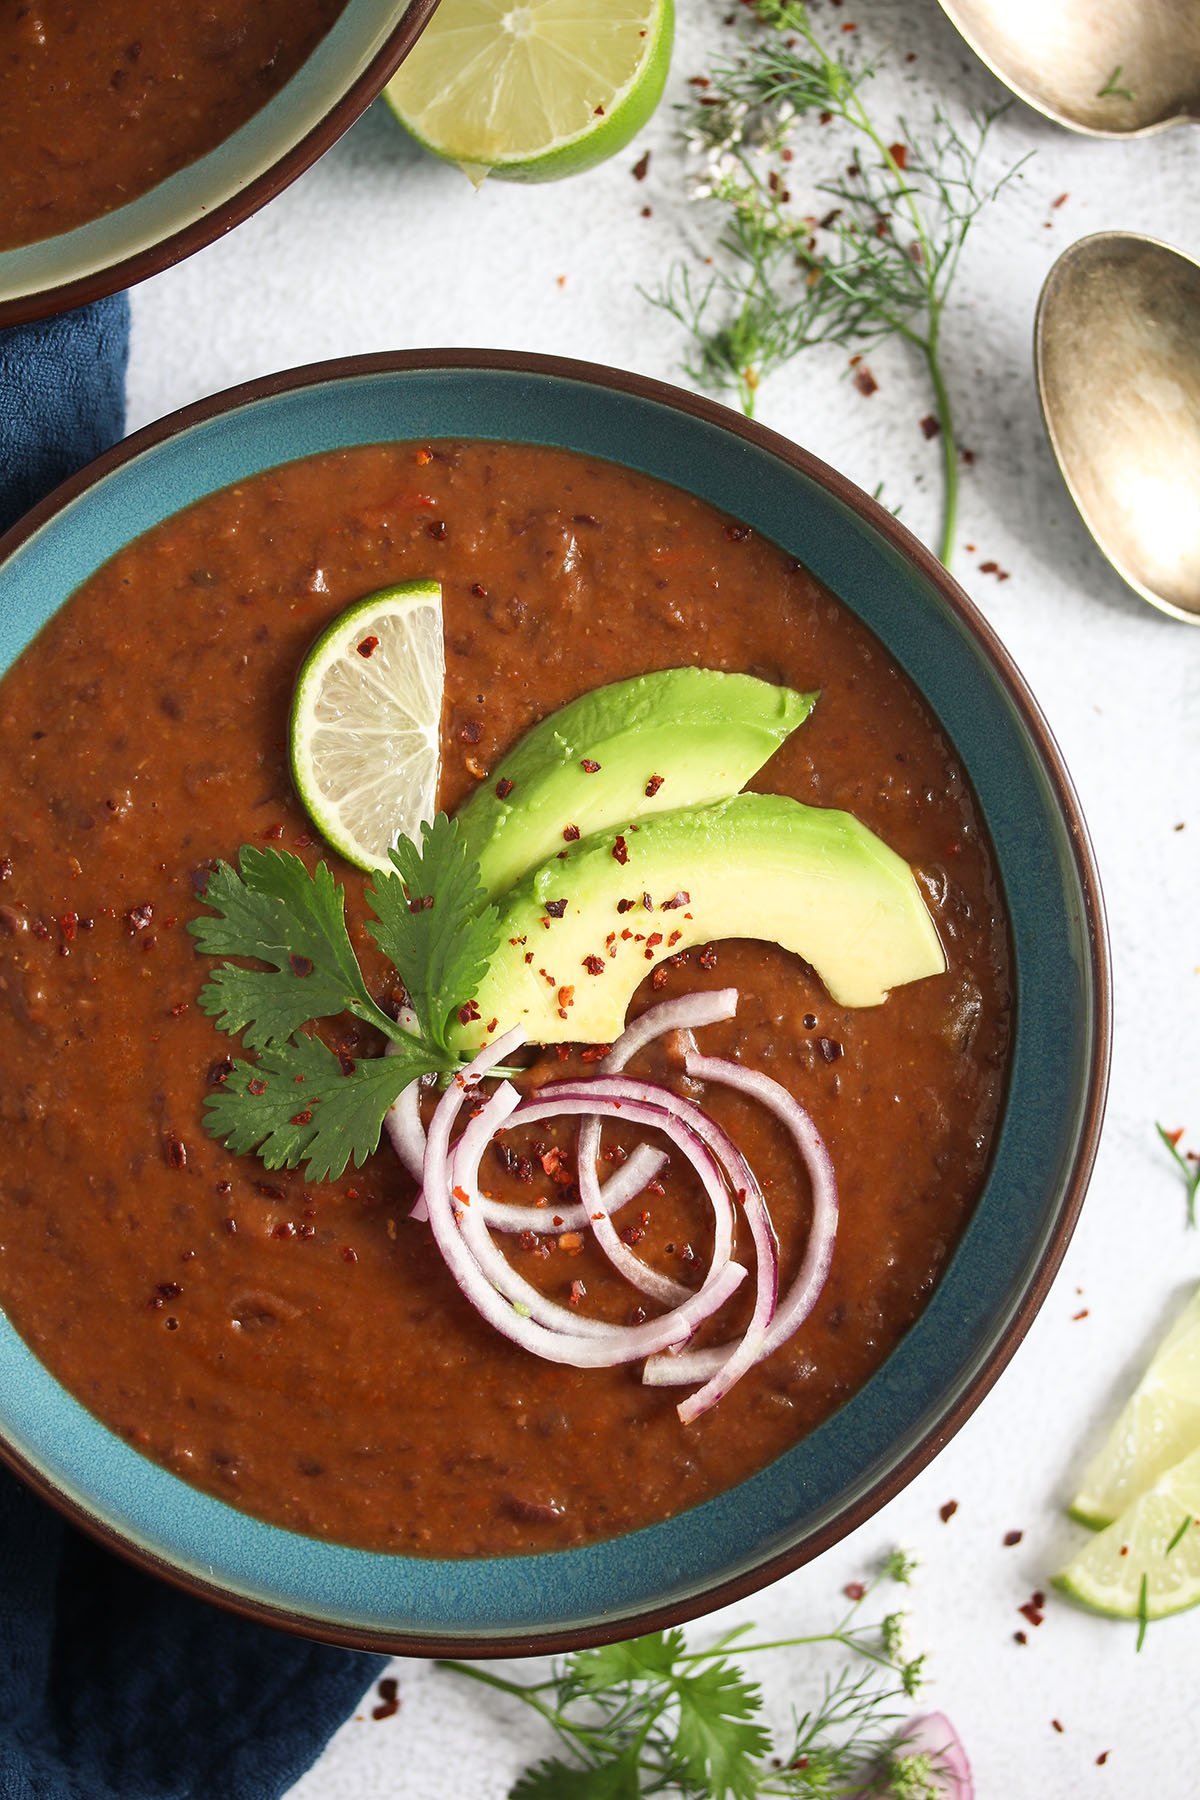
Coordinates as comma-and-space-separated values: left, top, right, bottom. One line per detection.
367, 813, 500, 1051
203, 1033, 427, 1182
190, 849, 394, 1049
567, 1631, 686, 1694
671, 1661, 770, 1800
510, 1755, 642, 1800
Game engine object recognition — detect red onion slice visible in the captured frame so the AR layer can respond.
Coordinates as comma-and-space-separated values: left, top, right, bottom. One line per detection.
643, 1054, 838, 1392
420, 1030, 745, 1368
450, 1083, 745, 1354
385, 1008, 431, 1217
476, 1141, 668, 1235
574, 988, 742, 1307
890, 1714, 973, 1798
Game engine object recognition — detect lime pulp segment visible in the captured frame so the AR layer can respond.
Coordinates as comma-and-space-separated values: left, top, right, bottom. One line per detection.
1057, 1445, 1200, 1622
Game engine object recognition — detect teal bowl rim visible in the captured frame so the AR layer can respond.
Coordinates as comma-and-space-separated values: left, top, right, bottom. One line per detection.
0, 350, 1111, 1656
0, 0, 440, 329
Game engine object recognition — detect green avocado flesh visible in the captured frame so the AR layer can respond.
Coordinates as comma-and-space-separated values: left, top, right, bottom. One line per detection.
455, 668, 816, 899
450, 793, 946, 1052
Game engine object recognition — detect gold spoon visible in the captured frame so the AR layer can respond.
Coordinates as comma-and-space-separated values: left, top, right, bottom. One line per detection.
936, 0, 1200, 136
1035, 232, 1200, 624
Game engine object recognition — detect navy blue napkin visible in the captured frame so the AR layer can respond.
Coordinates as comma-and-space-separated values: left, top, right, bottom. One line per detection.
0, 299, 387, 1798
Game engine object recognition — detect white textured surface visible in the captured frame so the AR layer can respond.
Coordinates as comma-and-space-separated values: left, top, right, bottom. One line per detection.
124, 3, 1200, 1794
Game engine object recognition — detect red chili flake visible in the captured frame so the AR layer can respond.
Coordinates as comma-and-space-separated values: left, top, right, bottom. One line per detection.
290, 1109, 313, 1126
641, 892, 653, 912
1013, 1630, 1027, 1646
641, 775, 666, 800
583, 955, 605, 975
523, 951, 533, 964
495, 777, 514, 799
612, 835, 629, 865
843, 1581, 866, 1601
58, 912, 78, 943
616, 898, 635, 914
1166, 1126, 1185, 1147
1003, 1529, 1024, 1547
470, 582, 487, 599
357, 635, 380, 658
457, 1000, 481, 1025
632, 150, 650, 181
1096, 1752, 1109, 1765
247, 1078, 267, 1097
980, 559, 1000, 574
888, 141, 908, 168
557, 985, 574, 1010
841, 19, 858, 29
487, 1017, 498, 1033
545, 899, 567, 918
288, 953, 314, 977
165, 1137, 187, 1169
939, 1499, 958, 1523
452, 1185, 470, 1206
1119, 1544, 1129, 1556
661, 890, 690, 910
1018, 1593, 1045, 1627
1073, 1307, 1089, 1321
558, 1231, 583, 1253
581, 1045, 609, 1062
919, 414, 940, 440
853, 365, 878, 397
699, 945, 718, 970
458, 721, 482, 746
371, 1677, 401, 1721
817, 1037, 843, 1063
562, 824, 580, 842
1051, 1720, 1064, 1734
580, 759, 601, 774
264, 823, 285, 841
426, 520, 448, 540
1052, 192, 1069, 209
126, 902, 154, 933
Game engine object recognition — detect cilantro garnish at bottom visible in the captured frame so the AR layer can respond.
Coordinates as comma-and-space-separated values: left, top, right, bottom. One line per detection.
189, 815, 500, 1182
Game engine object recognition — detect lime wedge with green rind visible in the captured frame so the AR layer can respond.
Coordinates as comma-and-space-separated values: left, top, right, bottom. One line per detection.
1069, 1285, 1200, 1529
384, 0, 674, 185
1056, 1446, 1200, 1621
289, 581, 443, 871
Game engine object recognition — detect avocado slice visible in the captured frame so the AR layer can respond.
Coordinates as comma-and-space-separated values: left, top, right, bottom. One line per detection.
450, 793, 946, 1052
456, 668, 816, 898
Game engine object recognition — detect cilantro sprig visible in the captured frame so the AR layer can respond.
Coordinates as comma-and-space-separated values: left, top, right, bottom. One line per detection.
189, 815, 500, 1181
440, 1551, 940, 1799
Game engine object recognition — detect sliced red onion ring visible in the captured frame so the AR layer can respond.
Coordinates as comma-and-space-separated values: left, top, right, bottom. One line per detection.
643, 1054, 837, 1397
575, 988, 741, 1307
385, 1008, 431, 1216
449, 1083, 746, 1353
476, 1141, 668, 1235
420, 1029, 745, 1368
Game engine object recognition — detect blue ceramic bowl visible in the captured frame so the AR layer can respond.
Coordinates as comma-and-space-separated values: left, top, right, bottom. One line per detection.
0, 353, 1109, 1654
0, 2, 438, 328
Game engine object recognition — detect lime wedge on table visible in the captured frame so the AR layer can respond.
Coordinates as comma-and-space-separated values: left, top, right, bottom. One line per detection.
1056, 1447, 1200, 1621
289, 582, 444, 871
384, 0, 674, 185
1069, 1285, 1200, 1529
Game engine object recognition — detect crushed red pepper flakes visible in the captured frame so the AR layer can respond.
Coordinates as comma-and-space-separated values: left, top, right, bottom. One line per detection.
371, 1677, 401, 1721
1003, 1529, 1024, 1547
495, 776, 514, 799
843, 1581, 866, 1601
888, 142, 908, 168
1051, 1720, 1064, 1734
1013, 1630, 1027, 1646
1073, 1307, 1090, 1321
632, 149, 651, 180
545, 899, 567, 919
583, 954, 606, 975
612, 835, 629, 865
580, 759, 601, 774
939, 1499, 958, 1523
919, 414, 940, 440
645, 774, 665, 797
1096, 1752, 1110, 1766
853, 365, 878, 396
356, 635, 379, 658
562, 823, 580, 841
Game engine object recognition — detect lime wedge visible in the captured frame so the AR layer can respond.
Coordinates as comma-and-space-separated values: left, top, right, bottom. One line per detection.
1056, 1447, 1200, 1622
289, 582, 444, 871
384, 0, 674, 185
1069, 1285, 1200, 1529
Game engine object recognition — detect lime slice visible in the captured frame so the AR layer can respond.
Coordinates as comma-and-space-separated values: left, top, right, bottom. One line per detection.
289, 581, 444, 871
1056, 1446, 1200, 1622
1069, 1285, 1200, 1529
384, 0, 674, 185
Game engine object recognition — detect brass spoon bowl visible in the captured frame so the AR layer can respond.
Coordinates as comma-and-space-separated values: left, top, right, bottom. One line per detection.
1035, 232, 1200, 624
936, 0, 1200, 137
